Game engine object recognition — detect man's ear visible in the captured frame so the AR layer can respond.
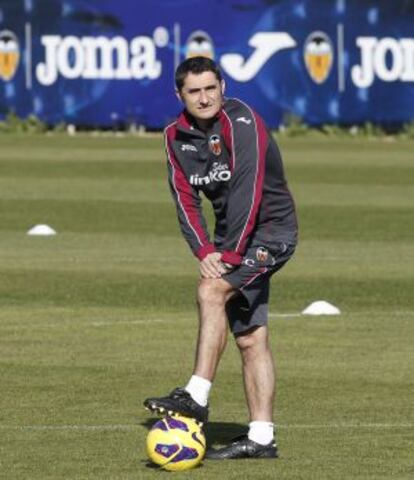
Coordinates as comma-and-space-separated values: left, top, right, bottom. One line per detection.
221, 79, 226, 95
175, 89, 183, 103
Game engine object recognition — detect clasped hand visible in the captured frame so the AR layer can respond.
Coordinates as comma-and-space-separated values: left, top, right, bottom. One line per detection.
200, 253, 233, 279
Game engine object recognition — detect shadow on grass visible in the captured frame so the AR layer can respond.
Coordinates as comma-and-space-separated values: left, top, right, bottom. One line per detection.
140, 417, 246, 446
140, 459, 205, 471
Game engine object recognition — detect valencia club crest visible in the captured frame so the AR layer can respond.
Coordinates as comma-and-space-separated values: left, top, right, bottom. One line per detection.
0, 30, 20, 81
304, 31, 333, 84
208, 134, 222, 156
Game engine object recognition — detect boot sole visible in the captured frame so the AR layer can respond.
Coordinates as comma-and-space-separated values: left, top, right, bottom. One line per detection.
144, 401, 205, 426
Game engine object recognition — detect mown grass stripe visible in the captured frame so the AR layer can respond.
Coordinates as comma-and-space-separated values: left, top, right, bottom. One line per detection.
0, 199, 413, 241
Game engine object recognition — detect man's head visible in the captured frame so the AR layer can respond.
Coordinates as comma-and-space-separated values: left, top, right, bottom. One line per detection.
175, 56, 225, 128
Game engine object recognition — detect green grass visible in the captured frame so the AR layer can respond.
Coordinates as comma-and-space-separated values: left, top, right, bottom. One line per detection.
0, 134, 413, 479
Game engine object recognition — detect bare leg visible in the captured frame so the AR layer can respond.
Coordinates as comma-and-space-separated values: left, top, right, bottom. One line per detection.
193, 278, 235, 381
235, 325, 275, 421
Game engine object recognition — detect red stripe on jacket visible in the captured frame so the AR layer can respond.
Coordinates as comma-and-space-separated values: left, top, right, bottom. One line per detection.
165, 123, 214, 260
219, 105, 267, 265
235, 109, 267, 253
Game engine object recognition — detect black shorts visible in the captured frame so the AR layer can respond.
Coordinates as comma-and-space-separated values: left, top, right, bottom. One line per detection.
222, 242, 296, 335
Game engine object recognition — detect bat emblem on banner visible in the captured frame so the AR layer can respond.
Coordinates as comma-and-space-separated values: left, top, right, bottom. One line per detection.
304, 31, 333, 84
0, 30, 20, 81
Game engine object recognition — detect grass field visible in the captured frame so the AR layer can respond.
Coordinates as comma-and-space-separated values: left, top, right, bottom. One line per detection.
0, 133, 413, 479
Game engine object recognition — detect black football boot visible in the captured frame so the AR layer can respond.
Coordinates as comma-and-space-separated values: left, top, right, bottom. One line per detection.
144, 387, 208, 424
205, 435, 278, 460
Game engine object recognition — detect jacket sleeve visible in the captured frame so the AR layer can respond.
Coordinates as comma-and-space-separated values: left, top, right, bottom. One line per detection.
220, 105, 267, 266
165, 130, 215, 261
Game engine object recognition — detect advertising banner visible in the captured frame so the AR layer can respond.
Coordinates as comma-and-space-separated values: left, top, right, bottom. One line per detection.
0, 0, 413, 128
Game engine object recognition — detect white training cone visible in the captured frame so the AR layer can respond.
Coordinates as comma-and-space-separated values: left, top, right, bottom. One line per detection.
302, 300, 340, 316
27, 224, 57, 236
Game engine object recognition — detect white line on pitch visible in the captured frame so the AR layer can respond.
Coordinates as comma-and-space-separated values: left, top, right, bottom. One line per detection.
2, 311, 413, 330
278, 423, 414, 429
270, 311, 414, 318
90, 319, 166, 327
0, 318, 168, 329
0, 424, 138, 431
0, 423, 412, 431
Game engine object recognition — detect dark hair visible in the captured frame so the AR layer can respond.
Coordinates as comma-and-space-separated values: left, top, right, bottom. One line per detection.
175, 56, 222, 92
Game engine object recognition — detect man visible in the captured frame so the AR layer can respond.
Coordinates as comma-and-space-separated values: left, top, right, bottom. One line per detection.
144, 56, 297, 460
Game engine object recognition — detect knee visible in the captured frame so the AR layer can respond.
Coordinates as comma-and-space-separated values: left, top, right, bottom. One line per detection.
197, 279, 233, 307
235, 326, 267, 352
235, 331, 257, 351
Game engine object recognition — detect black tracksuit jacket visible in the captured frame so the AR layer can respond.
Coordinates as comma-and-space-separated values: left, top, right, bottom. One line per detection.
165, 98, 298, 266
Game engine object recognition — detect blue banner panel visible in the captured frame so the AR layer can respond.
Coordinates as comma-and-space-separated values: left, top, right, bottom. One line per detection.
0, 0, 413, 128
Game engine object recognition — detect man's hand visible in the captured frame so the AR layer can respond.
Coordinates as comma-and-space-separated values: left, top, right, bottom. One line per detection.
200, 252, 228, 279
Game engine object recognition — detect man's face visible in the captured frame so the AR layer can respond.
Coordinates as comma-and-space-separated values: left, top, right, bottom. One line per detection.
177, 71, 225, 124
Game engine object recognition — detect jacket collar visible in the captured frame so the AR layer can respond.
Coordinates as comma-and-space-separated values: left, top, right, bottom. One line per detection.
175, 110, 203, 137
176, 109, 221, 138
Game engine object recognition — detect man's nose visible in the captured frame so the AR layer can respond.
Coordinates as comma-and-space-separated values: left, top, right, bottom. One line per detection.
199, 89, 208, 104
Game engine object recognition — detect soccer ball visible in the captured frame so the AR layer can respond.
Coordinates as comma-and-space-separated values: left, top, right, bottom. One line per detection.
146, 415, 206, 471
